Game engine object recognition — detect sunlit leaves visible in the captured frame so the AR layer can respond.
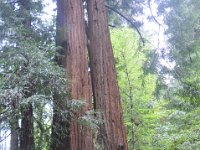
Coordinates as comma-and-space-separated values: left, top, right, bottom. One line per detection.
111, 28, 157, 149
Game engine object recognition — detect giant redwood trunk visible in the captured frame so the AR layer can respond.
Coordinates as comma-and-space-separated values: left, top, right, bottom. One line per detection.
51, 0, 93, 149
19, 0, 35, 150
87, 0, 128, 149
64, 0, 93, 149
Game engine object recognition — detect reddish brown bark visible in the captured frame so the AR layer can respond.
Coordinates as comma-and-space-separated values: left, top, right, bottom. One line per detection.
64, 1, 93, 149
51, 0, 93, 149
87, 0, 128, 149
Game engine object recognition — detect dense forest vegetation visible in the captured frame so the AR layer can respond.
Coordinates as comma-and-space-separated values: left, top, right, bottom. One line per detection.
0, 0, 200, 150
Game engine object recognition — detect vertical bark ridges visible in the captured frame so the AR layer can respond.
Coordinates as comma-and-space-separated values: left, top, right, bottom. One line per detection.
87, 0, 128, 149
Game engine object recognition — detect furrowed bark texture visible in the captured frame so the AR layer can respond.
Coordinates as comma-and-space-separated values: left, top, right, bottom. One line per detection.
19, 0, 35, 150
64, 1, 93, 149
87, 0, 128, 149
51, 0, 93, 149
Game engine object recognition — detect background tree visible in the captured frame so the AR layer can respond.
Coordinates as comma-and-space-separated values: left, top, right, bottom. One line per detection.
144, 0, 200, 149
111, 28, 157, 149
0, 0, 66, 149
18, 0, 35, 149
156, 0, 200, 106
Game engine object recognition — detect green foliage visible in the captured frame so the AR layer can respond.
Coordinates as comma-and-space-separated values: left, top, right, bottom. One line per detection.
148, 102, 200, 149
111, 28, 157, 149
0, 1, 66, 149
142, 0, 200, 149
78, 110, 103, 130
157, 0, 200, 105
1, 0, 200, 149
0, 2, 103, 149
106, 0, 145, 27
0, 31, 66, 150
110, 24, 200, 149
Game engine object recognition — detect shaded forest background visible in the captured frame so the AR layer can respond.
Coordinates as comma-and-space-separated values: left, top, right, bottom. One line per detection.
0, 0, 200, 150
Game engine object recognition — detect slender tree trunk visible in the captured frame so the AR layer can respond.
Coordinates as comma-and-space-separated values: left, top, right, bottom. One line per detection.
10, 124, 19, 150
20, 104, 34, 150
51, 0, 93, 149
87, 0, 128, 149
10, 101, 19, 150
19, 0, 35, 150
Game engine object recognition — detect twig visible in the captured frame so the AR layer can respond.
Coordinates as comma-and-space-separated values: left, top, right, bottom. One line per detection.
4, 0, 20, 5
0, 132, 11, 143
148, 0, 162, 27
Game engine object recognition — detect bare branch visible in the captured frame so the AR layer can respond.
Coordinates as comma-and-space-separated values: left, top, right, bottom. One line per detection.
108, 24, 116, 28
0, 132, 11, 143
4, 0, 20, 5
148, 0, 162, 27
105, 4, 145, 46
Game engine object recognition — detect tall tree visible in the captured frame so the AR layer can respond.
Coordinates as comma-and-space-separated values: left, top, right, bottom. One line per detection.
0, 1, 21, 149
87, 0, 128, 149
51, 0, 93, 149
0, 0, 67, 149
156, 0, 200, 105
18, 0, 35, 150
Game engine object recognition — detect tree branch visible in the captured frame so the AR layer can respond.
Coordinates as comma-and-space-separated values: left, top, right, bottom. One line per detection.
148, 0, 169, 48
105, 4, 145, 45
0, 132, 11, 143
148, 0, 162, 27
4, 0, 20, 5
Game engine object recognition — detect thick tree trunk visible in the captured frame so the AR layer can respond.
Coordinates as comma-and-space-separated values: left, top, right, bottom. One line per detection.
87, 0, 128, 149
51, 0, 93, 149
19, 0, 35, 150
64, 0, 93, 149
